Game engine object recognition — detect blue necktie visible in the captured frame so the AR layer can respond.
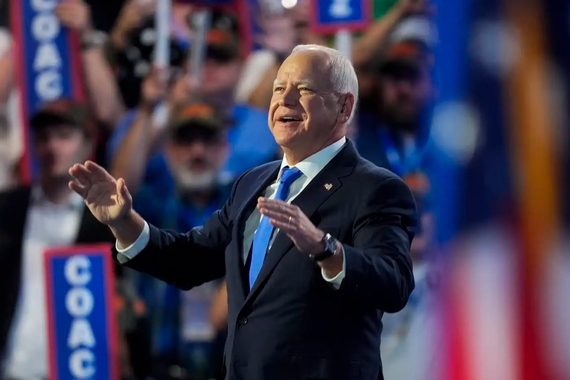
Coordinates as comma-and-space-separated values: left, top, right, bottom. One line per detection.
249, 167, 303, 289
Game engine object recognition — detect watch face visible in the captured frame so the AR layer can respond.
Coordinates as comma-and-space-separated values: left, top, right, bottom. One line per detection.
324, 233, 336, 253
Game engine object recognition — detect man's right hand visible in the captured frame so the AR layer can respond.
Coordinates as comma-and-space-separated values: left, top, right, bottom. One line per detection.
69, 160, 132, 225
69, 161, 145, 248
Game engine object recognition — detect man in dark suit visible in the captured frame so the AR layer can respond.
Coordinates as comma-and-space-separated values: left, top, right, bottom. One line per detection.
69, 45, 417, 380
0, 99, 145, 380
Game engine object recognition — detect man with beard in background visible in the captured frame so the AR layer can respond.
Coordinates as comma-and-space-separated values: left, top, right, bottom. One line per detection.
131, 100, 232, 231
356, 17, 435, 177
112, 99, 232, 379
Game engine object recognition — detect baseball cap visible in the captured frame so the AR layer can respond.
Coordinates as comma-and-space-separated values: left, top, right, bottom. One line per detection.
379, 16, 436, 75
378, 39, 431, 75
169, 100, 230, 142
30, 98, 91, 133
204, 10, 240, 62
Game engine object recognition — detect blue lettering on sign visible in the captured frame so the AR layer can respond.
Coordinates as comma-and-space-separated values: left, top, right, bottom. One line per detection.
22, 0, 74, 111
49, 254, 114, 380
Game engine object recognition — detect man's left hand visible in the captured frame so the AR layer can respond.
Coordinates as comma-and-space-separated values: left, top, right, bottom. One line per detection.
55, 0, 93, 34
258, 198, 324, 255
257, 198, 325, 255
258, 198, 344, 278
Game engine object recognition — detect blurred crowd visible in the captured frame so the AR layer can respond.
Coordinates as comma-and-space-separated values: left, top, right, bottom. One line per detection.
0, 0, 440, 379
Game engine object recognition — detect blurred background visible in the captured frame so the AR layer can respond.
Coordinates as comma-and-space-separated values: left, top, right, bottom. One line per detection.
0, 0, 568, 379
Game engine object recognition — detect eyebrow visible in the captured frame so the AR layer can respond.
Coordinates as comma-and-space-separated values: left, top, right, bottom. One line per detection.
273, 79, 317, 88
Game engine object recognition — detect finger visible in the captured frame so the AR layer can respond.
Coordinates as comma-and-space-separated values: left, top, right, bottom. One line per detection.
258, 199, 295, 214
259, 207, 290, 223
69, 164, 92, 187
69, 180, 88, 199
116, 177, 132, 203
268, 218, 297, 233
84, 160, 116, 182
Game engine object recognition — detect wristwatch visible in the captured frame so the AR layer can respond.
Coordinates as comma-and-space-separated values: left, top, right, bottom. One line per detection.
80, 30, 107, 51
309, 233, 337, 262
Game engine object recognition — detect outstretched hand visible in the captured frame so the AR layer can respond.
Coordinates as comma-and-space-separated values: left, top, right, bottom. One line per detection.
69, 161, 133, 226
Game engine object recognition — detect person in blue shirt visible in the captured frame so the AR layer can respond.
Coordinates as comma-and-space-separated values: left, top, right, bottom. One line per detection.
113, 98, 234, 379
106, 10, 278, 182
356, 30, 435, 178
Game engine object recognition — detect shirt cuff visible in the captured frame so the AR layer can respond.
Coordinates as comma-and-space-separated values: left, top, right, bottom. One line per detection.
321, 245, 346, 290
115, 222, 150, 264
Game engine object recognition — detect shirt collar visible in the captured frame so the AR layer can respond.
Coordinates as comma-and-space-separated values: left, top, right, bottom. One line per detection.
280, 137, 347, 180
31, 184, 85, 209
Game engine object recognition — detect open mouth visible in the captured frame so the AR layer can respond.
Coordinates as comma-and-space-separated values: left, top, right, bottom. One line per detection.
278, 116, 303, 123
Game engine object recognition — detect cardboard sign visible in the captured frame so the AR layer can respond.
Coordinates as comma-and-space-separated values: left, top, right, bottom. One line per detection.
44, 244, 119, 380
10, 0, 85, 183
311, 0, 371, 34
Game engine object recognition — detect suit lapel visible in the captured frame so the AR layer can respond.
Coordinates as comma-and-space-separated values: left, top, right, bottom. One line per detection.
244, 142, 359, 304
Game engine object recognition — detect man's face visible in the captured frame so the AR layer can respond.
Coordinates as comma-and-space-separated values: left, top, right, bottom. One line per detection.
269, 50, 343, 151
201, 57, 242, 95
34, 125, 90, 180
166, 127, 228, 191
379, 64, 433, 132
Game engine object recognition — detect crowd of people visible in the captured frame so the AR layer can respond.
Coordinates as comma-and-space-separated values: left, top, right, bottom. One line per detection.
0, 0, 439, 379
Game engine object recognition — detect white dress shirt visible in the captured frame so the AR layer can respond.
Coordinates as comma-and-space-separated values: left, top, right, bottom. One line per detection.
3, 186, 85, 380
117, 137, 348, 289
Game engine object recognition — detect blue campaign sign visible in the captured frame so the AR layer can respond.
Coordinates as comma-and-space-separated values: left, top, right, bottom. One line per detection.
311, 0, 371, 33
44, 244, 119, 380
10, 0, 85, 182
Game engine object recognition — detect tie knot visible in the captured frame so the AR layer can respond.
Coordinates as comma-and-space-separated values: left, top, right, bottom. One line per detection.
280, 166, 302, 186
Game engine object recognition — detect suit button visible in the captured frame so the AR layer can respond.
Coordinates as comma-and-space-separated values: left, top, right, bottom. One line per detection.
238, 317, 248, 325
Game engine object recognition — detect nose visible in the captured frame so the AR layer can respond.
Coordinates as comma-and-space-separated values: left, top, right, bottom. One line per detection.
281, 86, 298, 107
190, 139, 208, 154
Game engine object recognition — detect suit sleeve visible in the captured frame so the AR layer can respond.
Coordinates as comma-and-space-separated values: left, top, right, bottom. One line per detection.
340, 176, 417, 313
112, 175, 244, 291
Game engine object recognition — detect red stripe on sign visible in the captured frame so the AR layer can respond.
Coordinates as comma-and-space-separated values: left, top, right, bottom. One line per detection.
10, 0, 32, 184
67, 30, 86, 102
102, 245, 120, 380
43, 246, 60, 380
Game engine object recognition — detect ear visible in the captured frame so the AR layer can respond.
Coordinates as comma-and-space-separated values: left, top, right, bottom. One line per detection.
337, 93, 355, 124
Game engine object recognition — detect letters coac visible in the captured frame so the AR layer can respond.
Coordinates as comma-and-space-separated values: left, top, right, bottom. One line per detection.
64, 255, 97, 379
30, 0, 64, 101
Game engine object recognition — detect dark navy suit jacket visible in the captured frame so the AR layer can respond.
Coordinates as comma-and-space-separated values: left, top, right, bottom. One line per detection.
118, 141, 417, 380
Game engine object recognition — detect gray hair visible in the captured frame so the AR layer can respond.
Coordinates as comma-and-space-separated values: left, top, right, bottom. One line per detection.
290, 44, 359, 123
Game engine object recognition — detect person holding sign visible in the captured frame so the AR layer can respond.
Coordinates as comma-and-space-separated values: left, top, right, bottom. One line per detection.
0, 99, 140, 380
70, 45, 417, 380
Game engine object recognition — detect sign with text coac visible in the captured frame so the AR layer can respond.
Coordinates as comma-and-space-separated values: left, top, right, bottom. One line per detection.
311, 0, 371, 34
10, 0, 85, 183
44, 244, 119, 380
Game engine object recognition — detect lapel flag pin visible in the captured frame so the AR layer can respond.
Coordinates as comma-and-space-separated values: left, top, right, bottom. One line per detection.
324, 183, 333, 190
